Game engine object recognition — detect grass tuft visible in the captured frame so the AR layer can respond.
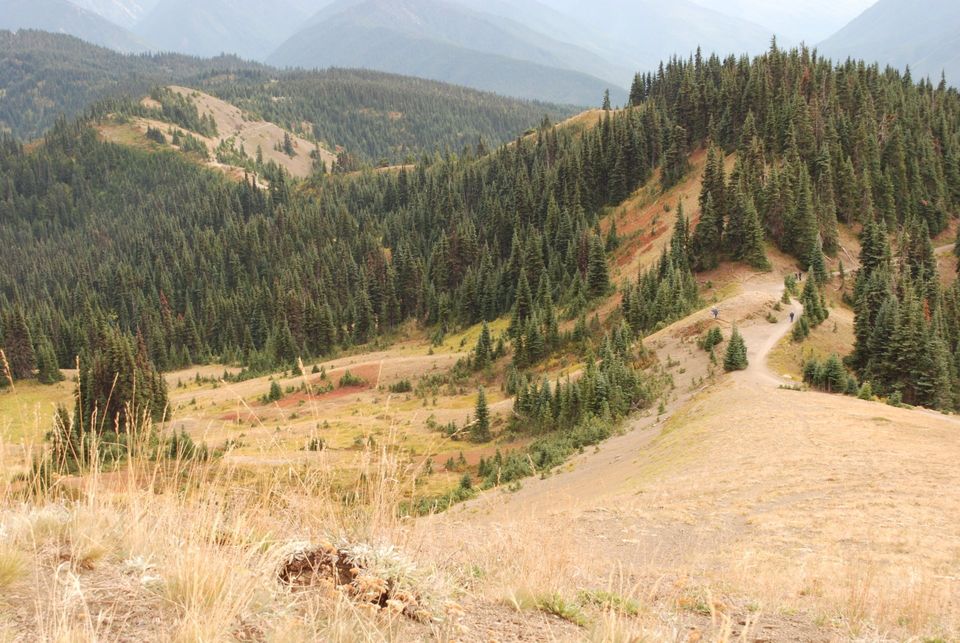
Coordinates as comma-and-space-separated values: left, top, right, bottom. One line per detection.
0, 544, 26, 589
510, 589, 590, 627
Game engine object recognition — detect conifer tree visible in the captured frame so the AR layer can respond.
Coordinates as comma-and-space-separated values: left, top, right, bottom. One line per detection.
799, 270, 828, 328
670, 200, 690, 268
699, 146, 727, 229
35, 336, 63, 385
739, 193, 770, 270
2, 310, 35, 380
586, 234, 610, 298
723, 325, 748, 372
510, 272, 533, 335
75, 324, 168, 433
726, 189, 769, 270
474, 322, 493, 370
690, 194, 722, 271
661, 125, 689, 189
472, 387, 491, 442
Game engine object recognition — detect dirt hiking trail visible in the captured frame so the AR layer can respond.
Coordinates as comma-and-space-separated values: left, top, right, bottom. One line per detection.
445, 270, 799, 518
413, 270, 960, 642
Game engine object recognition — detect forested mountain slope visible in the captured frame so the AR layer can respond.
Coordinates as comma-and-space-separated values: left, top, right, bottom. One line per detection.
202, 69, 576, 163
2, 44, 959, 413
0, 31, 570, 163
0, 31, 262, 140
633, 47, 960, 410
95, 85, 337, 180
267, 0, 627, 106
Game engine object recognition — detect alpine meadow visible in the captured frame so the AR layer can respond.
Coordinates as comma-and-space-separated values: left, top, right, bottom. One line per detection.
2, 1, 960, 641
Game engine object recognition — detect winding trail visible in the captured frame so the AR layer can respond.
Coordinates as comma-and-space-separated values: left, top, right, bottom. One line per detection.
444, 272, 798, 518
417, 270, 960, 642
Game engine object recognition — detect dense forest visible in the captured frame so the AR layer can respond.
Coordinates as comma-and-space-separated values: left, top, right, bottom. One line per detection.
2, 43, 960, 415
0, 90, 668, 376
0, 30, 262, 141
201, 69, 575, 164
0, 30, 573, 163
630, 46, 960, 409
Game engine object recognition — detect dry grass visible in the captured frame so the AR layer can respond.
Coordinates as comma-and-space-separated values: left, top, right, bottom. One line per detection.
3, 260, 960, 640
413, 270, 960, 641
0, 378, 74, 442
157, 340, 514, 479
767, 303, 855, 381
0, 544, 26, 590
0, 401, 449, 641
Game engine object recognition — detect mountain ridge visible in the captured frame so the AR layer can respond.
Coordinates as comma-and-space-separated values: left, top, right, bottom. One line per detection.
268, 0, 627, 106
0, 0, 150, 53
134, 0, 312, 60
818, 0, 960, 84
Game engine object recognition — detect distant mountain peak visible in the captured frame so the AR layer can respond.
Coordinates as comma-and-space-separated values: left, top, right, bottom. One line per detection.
0, 0, 150, 52
818, 0, 960, 86
68, 0, 161, 29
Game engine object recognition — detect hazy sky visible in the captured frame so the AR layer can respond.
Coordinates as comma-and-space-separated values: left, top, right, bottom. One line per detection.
539, 0, 878, 44
675, 0, 877, 42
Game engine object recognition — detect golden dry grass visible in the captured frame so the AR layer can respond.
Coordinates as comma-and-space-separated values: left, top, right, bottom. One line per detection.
767, 303, 856, 381
99, 86, 336, 184
0, 424, 451, 641
415, 271, 960, 642
166, 86, 337, 179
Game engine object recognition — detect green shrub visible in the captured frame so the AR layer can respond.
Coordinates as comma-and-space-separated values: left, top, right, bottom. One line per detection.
166, 429, 209, 462
339, 371, 366, 388
699, 327, 723, 351
265, 380, 283, 402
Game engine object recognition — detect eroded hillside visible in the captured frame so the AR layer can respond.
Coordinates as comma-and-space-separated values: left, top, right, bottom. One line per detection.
98, 85, 336, 180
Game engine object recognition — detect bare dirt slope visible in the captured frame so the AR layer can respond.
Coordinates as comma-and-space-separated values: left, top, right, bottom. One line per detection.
166, 86, 337, 178
101, 87, 336, 180
416, 269, 960, 641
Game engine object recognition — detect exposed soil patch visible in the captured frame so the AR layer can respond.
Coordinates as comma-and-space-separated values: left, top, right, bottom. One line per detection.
278, 542, 430, 622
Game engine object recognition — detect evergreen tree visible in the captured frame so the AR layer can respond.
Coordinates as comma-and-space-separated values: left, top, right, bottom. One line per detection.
699, 146, 727, 229
661, 125, 689, 189
474, 321, 493, 369
799, 271, 829, 328
510, 272, 534, 335
690, 194, 722, 271
586, 234, 610, 298
472, 388, 491, 442
726, 189, 770, 270
75, 324, 167, 434
35, 336, 64, 385
2, 310, 36, 380
740, 194, 770, 270
723, 326, 748, 371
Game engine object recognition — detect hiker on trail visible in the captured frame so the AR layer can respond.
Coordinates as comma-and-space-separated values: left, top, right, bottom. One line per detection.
789, 311, 795, 323
711, 307, 719, 320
